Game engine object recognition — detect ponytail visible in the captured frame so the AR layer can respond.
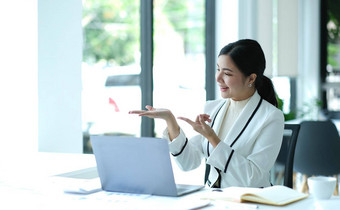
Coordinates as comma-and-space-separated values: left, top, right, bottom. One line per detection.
256, 75, 278, 107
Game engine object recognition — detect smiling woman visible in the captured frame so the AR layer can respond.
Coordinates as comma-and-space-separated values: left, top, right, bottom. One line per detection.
129, 39, 284, 188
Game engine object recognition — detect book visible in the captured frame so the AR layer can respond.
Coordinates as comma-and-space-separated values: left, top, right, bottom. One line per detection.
201, 185, 308, 206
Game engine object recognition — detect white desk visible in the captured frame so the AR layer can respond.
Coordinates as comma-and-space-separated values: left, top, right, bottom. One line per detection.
1, 152, 339, 210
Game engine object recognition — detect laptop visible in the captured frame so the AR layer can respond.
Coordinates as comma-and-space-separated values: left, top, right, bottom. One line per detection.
90, 135, 204, 197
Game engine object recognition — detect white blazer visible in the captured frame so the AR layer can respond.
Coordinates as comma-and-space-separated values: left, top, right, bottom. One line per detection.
165, 91, 284, 188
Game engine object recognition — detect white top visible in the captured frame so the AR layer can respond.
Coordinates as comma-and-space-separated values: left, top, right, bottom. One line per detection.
218, 98, 250, 141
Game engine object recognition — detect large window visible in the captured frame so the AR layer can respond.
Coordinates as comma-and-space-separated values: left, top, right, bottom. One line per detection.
153, 0, 206, 137
81, 0, 211, 154
82, 0, 141, 153
81, 0, 210, 184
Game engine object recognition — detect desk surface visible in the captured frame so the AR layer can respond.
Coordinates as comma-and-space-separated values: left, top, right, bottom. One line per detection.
1, 152, 339, 210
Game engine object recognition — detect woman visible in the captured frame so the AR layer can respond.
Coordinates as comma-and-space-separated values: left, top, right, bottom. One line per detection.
129, 39, 284, 188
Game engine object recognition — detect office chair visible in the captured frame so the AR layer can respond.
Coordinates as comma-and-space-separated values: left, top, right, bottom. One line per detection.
294, 120, 340, 176
274, 124, 300, 188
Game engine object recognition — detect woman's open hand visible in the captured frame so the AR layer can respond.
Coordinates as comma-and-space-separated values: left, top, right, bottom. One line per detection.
129, 105, 180, 140
129, 105, 173, 121
178, 114, 220, 147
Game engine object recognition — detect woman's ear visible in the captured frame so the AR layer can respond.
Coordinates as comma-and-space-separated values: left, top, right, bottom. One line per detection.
248, 73, 257, 84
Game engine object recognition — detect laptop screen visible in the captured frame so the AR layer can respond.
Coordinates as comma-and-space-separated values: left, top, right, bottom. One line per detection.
90, 136, 178, 196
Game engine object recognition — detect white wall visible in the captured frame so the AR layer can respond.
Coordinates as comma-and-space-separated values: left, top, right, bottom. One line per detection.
0, 0, 83, 156
38, 0, 83, 153
277, 0, 299, 77
0, 1, 38, 159
0, 0, 82, 156
297, 0, 321, 116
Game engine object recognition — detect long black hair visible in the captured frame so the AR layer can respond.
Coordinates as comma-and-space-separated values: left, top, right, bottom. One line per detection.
218, 39, 278, 107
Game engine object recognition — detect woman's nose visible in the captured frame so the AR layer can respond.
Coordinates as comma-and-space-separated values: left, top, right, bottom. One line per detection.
216, 71, 223, 82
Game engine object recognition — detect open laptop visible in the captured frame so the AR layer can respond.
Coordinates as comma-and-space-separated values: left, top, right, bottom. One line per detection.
90, 135, 204, 197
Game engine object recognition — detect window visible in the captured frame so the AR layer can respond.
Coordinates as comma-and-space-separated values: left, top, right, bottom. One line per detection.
321, 0, 340, 112
82, 0, 141, 153
81, 1, 215, 155
153, 0, 206, 137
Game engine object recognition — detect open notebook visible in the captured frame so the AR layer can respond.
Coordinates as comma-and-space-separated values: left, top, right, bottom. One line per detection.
90, 136, 204, 197
201, 185, 308, 206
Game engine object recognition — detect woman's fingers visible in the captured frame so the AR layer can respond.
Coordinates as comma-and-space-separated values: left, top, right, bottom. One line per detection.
178, 114, 211, 125
145, 105, 154, 111
128, 110, 145, 114
129, 106, 173, 121
129, 105, 153, 115
130, 108, 213, 126
198, 115, 205, 124
178, 114, 211, 132
177, 116, 195, 126
200, 114, 212, 123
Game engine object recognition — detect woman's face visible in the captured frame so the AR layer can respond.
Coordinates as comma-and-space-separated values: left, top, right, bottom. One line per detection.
216, 55, 256, 100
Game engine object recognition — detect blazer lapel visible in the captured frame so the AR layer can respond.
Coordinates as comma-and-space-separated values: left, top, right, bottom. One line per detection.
224, 91, 261, 146
210, 100, 230, 134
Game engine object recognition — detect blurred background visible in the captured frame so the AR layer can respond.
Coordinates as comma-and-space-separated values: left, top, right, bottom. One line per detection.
1, 0, 340, 186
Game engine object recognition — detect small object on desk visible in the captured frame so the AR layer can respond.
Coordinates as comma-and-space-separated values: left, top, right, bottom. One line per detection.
50, 176, 102, 195
63, 185, 101, 194
63, 178, 102, 194
52, 167, 101, 194
307, 176, 337, 200
200, 185, 308, 206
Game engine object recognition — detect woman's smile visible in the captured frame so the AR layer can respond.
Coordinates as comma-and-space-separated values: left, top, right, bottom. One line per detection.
219, 86, 229, 92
